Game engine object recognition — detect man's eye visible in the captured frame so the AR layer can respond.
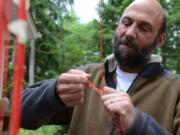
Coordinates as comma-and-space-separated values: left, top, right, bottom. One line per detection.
139, 24, 152, 32
141, 27, 148, 32
140, 27, 150, 32
122, 19, 131, 26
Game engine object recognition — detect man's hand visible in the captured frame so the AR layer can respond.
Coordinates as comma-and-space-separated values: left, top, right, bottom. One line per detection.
56, 69, 90, 107
101, 87, 136, 133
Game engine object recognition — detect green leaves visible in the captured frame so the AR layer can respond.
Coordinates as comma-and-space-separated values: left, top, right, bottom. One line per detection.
29, 0, 73, 80
62, 14, 100, 71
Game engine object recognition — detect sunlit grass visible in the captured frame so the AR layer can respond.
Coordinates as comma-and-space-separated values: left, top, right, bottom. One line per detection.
20, 125, 68, 135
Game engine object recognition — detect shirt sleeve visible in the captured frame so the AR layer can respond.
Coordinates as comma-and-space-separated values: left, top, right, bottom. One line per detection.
21, 79, 73, 129
173, 97, 180, 135
124, 109, 172, 135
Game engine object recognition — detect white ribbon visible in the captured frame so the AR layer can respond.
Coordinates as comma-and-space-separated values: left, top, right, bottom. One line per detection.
13, 0, 30, 10
8, 20, 28, 44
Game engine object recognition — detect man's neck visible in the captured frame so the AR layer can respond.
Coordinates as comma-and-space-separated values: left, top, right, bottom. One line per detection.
118, 64, 144, 73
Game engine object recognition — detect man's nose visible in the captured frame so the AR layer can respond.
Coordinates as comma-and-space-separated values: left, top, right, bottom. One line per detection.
125, 25, 137, 41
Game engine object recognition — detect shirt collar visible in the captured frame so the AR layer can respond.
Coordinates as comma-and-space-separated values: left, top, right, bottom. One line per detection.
104, 54, 163, 77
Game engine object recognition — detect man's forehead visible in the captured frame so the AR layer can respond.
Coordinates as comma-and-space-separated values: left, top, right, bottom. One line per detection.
121, 0, 164, 24
125, 0, 164, 15
129, 0, 161, 6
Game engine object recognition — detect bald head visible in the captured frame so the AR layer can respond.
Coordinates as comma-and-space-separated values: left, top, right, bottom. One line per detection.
126, 0, 165, 14
123, 0, 166, 33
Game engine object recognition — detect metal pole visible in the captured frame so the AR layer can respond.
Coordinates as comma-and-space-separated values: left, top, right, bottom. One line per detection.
29, 39, 35, 85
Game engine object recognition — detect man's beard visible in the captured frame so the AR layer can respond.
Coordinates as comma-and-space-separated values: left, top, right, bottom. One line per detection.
112, 35, 158, 69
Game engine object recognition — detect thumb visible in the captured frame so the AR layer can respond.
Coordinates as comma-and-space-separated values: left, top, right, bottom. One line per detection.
103, 86, 116, 94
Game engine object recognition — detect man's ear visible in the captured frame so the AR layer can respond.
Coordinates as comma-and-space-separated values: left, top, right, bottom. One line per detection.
156, 33, 166, 48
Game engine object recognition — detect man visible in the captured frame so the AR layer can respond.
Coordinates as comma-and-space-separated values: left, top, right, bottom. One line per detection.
21, 0, 180, 135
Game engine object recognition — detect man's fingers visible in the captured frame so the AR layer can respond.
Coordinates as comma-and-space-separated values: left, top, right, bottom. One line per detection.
103, 96, 129, 107
68, 69, 85, 74
59, 73, 89, 84
101, 91, 128, 102
60, 92, 84, 102
103, 86, 116, 94
57, 84, 85, 94
68, 69, 91, 79
56, 69, 91, 107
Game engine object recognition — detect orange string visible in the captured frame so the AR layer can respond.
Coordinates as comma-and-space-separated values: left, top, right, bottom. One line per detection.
99, 1, 103, 63
87, 79, 104, 95
99, 0, 104, 94
87, 0, 104, 95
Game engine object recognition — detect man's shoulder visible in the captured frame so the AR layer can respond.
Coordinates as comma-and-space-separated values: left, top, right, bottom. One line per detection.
160, 69, 180, 90
77, 63, 102, 73
161, 69, 180, 78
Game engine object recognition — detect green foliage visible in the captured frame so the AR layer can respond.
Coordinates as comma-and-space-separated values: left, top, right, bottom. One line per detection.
20, 125, 68, 135
159, 0, 180, 73
28, 0, 101, 81
61, 12, 100, 71
28, 0, 74, 81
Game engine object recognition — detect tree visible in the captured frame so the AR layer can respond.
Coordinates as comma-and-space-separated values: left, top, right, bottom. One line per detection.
160, 0, 180, 73
27, 0, 74, 82
62, 12, 100, 72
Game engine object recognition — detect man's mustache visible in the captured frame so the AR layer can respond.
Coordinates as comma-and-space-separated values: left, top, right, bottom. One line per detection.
113, 36, 139, 52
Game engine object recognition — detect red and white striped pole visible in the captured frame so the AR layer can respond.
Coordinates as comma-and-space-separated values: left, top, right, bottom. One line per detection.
9, 0, 27, 135
0, 0, 5, 100
0, 0, 5, 133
